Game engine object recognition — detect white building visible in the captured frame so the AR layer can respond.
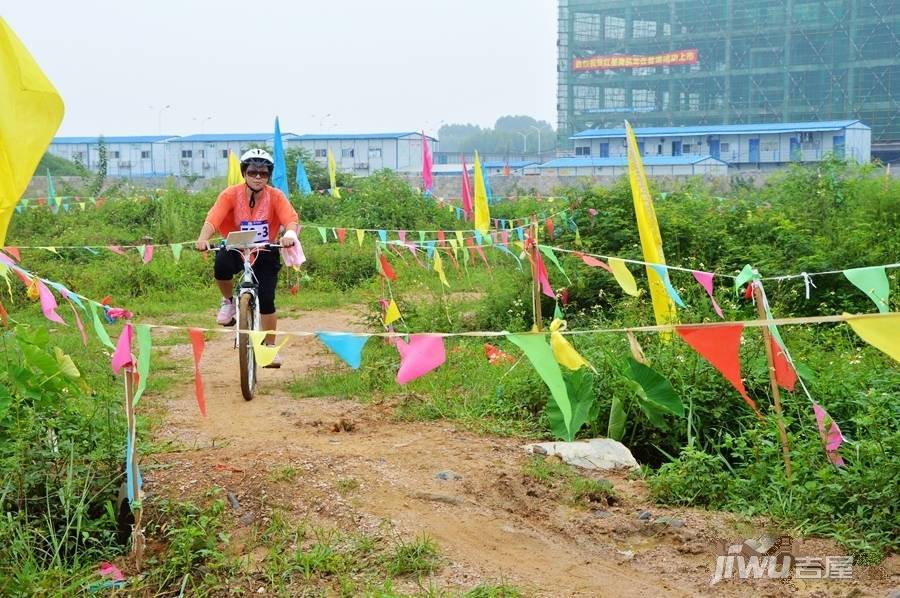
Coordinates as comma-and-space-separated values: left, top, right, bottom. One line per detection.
48, 136, 175, 177
288, 133, 437, 176
570, 121, 871, 169
532, 155, 728, 177
165, 133, 284, 178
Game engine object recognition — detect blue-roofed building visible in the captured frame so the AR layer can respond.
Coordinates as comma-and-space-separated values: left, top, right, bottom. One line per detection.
49, 136, 177, 177
287, 132, 438, 176
533, 155, 728, 177
569, 121, 871, 169
165, 133, 287, 178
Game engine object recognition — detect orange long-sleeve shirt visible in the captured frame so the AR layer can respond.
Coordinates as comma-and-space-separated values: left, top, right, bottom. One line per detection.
204, 184, 299, 242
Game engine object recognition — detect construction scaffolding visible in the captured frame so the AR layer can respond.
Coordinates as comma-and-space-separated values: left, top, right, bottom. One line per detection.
557, 0, 900, 150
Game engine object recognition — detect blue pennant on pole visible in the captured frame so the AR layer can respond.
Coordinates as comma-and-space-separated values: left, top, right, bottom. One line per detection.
271, 116, 290, 196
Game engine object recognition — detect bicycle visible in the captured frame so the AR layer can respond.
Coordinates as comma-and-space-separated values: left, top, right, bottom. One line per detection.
209, 230, 282, 401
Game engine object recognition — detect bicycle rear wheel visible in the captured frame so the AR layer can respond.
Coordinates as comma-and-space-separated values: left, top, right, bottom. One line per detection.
238, 292, 257, 401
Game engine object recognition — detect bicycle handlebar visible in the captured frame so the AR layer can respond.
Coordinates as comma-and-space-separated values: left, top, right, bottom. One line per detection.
199, 242, 284, 252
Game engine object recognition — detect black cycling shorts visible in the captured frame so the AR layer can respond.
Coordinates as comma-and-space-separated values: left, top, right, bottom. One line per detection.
214, 249, 282, 315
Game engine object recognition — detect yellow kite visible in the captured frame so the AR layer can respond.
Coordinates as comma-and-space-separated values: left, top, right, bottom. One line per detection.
472, 151, 490, 234
625, 120, 676, 326
0, 17, 64, 246
226, 150, 242, 186
327, 149, 341, 198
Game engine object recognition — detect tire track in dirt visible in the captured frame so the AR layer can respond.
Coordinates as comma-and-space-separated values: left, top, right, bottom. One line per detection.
144, 308, 896, 597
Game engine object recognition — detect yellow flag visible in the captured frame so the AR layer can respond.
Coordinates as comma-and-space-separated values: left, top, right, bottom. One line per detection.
609, 258, 640, 297
248, 331, 288, 368
383, 299, 401, 326
846, 313, 900, 362
472, 151, 490, 234
327, 149, 341, 198
0, 17, 65, 246
625, 120, 676, 326
433, 251, 450, 287
549, 319, 595, 372
356, 229, 365, 247
227, 150, 242, 186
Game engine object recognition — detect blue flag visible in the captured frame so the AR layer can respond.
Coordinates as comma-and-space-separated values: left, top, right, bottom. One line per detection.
316, 332, 371, 369
482, 163, 494, 204
271, 116, 290, 196
295, 155, 312, 194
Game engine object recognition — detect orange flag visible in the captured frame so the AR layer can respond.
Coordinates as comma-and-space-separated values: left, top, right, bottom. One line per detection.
378, 254, 397, 281
676, 324, 760, 416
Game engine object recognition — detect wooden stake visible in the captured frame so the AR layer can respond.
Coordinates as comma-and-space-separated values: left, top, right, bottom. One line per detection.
124, 366, 145, 569
528, 215, 543, 331
752, 282, 793, 483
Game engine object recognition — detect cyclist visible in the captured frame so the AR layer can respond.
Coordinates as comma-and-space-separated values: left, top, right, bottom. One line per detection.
195, 149, 299, 367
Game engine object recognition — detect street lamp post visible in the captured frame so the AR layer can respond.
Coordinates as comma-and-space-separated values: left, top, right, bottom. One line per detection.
192, 116, 212, 133
156, 105, 171, 135
516, 131, 529, 153
529, 125, 542, 158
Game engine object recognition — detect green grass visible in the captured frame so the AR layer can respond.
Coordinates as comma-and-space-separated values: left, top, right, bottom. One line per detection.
383, 535, 440, 577
522, 455, 619, 507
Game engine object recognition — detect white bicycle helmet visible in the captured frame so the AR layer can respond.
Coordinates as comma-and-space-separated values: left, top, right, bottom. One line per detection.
239, 148, 275, 173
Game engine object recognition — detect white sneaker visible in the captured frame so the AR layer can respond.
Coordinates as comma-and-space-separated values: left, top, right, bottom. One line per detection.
216, 298, 236, 326
263, 345, 282, 369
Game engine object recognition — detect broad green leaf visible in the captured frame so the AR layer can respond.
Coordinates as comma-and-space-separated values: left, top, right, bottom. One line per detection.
608, 395, 626, 441
54, 347, 81, 378
19, 341, 58, 376
564, 369, 596, 440
625, 357, 683, 417
635, 389, 671, 430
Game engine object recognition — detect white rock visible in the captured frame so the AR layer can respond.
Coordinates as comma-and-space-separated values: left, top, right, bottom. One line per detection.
524, 438, 639, 470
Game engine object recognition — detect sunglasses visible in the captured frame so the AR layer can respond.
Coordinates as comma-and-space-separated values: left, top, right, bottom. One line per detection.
246, 170, 269, 178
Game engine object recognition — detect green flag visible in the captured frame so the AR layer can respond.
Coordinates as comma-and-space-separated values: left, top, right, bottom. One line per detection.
507, 332, 573, 440
844, 266, 890, 313
133, 325, 152, 405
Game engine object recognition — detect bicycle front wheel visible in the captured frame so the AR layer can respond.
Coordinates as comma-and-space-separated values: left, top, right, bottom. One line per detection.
238, 292, 257, 401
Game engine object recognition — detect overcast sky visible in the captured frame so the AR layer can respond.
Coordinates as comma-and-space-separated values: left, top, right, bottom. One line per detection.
6, 1, 558, 137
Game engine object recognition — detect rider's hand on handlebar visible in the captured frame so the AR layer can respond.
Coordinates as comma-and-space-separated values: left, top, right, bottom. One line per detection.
195, 239, 211, 251
280, 230, 298, 248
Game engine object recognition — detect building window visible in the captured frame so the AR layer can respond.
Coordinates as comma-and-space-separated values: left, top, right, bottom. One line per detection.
573, 13, 602, 41
720, 143, 730, 153
221, 150, 228, 158
603, 87, 626, 109
683, 144, 692, 153
315, 149, 327, 158
368, 147, 382, 158
341, 148, 354, 158
604, 16, 625, 39
575, 146, 591, 156
181, 150, 192, 158
110, 151, 120, 159
141, 150, 151, 159
632, 19, 657, 39
196, 149, 204, 158
574, 85, 601, 110
633, 89, 656, 110
73, 152, 83, 161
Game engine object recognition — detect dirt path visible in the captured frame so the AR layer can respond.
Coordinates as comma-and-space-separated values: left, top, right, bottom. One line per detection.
144, 308, 897, 597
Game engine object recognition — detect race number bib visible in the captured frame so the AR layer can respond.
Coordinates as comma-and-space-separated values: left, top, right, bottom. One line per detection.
240, 219, 270, 243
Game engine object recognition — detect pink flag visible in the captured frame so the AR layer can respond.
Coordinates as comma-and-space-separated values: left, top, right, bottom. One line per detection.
66, 301, 88, 346
422, 132, 433, 193
535, 249, 554, 298
575, 252, 613, 274
142, 245, 154, 264
500, 230, 509, 246
1, 247, 19, 262
396, 334, 446, 384
692, 271, 724, 318
108, 245, 127, 255
189, 328, 207, 416
36, 279, 65, 324
398, 230, 407, 243
460, 156, 473, 219
812, 403, 845, 466
111, 323, 134, 374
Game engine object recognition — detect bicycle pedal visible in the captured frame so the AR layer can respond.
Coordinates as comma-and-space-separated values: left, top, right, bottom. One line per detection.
220, 318, 236, 327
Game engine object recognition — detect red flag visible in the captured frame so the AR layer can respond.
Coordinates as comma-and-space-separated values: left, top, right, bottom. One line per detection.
676, 324, 760, 415
534, 249, 554, 299
189, 328, 206, 416
0, 298, 8, 326
378, 254, 397, 281
2, 247, 20, 261
336, 228, 347, 244
770, 337, 797, 392
545, 217, 555, 240
437, 230, 446, 244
